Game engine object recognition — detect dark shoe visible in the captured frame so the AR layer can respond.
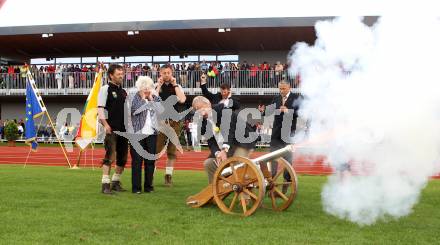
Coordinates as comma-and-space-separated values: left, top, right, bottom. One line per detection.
101, 183, 113, 194
164, 174, 172, 187
111, 181, 126, 192
145, 186, 155, 193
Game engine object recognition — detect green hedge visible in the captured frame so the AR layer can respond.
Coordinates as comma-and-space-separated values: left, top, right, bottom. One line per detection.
4, 121, 19, 141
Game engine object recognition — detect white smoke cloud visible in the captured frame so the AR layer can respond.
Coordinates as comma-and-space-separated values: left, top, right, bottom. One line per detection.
289, 15, 440, 225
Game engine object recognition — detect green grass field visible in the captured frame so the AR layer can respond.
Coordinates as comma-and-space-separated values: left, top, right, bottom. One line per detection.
1, 165, 439, 244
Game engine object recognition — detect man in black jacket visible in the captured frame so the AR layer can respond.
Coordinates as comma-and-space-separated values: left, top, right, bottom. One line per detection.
192, 96, 256, 184
200, 74, 240, 111
259, 81, 301, 186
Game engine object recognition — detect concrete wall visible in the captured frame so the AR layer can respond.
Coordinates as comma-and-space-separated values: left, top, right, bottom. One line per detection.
1, 101, 84, 126
238, 50, 290, 65
1, 98, 268, 123
0, 95, 280, 128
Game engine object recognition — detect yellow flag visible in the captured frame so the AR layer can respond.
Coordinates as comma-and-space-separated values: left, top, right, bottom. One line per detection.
75, 71, 102, 149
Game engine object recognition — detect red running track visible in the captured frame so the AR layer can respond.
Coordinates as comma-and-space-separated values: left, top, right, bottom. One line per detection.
0, 146, 439, 178
0, 145, 333, 175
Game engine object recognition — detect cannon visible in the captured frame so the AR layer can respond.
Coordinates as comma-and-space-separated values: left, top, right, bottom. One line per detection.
186, 145, 298, 216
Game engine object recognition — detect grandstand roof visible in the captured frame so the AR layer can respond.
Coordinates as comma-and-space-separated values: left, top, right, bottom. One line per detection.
0, 25, 316, 58
0, 16, 378, 59
0, 0, 380, 59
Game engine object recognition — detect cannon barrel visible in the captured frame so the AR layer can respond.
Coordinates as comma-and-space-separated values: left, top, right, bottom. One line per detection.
220, 145, 294, 176
251, 145, 294, 164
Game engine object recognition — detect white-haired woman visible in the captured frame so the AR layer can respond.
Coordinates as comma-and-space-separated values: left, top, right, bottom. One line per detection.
130, 76, 162, 194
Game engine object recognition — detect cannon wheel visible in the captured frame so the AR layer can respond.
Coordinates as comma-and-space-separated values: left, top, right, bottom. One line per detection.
212, 156, 265, 217
266, 157, 298, 211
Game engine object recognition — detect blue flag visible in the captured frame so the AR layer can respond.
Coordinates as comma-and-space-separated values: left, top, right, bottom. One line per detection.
25, 73, 46, 151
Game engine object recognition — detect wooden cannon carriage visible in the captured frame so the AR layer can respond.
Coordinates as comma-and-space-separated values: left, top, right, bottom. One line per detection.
186, 145, 298, 216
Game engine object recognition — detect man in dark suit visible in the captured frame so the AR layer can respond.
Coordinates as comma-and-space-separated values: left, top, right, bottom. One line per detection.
259, 81, 301, 188
200, 74, 240, 111
192, 96, 257, 184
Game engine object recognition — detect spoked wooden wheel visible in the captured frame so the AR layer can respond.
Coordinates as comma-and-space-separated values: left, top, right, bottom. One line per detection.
212, 156, 265, 216
265, 157, 298, 211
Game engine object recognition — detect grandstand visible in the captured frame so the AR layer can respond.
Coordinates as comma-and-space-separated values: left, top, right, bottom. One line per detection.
0, 0, 378, 120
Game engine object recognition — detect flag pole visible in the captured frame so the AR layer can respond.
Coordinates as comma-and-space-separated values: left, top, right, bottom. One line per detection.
23, 148, 32, 168
74, 148, 83, 169
45, 110, 72, 168
24, 107, 46, 168
84, 146, 87, 168
91, 142, 95, 170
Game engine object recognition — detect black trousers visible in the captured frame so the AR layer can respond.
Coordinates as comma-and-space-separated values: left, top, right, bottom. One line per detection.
130, 135, 157, 192
186, 131, 192, 146
270, 140, 293, 182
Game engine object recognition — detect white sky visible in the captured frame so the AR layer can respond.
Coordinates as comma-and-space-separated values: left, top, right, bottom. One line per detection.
0, 0, 387, 27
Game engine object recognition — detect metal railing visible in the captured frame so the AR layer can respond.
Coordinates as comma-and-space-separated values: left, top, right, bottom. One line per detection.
0, 70, 300, 96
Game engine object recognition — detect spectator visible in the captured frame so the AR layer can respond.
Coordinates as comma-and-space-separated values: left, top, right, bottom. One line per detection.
80, 65, 88, 87
59, 123, 69, 140
151, 64, 159, 81
7, 65, 14, 74
19, 63, 29, 88
249, 64, 259, 85
179, 63, 188, 88
19, 119, 25, 131
46, 124, 54, 139
260, 61, 270, 87
126, 65, 133, 84
189, 119, 198, 149
31, 65, 38, 77
142, 63, 150, 73
216, 62, 223, 71
184, 119, 192, 151
240, 61, 250, 70
17, 123, 24, 138
275, 61, 284, 84
200, 60, 208, 72
67, 65, 74, 88
55, 66, 63, 89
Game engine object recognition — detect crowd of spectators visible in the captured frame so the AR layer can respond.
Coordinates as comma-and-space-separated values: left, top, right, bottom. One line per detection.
0, 60, 297, 89
0, 60, 288, 75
